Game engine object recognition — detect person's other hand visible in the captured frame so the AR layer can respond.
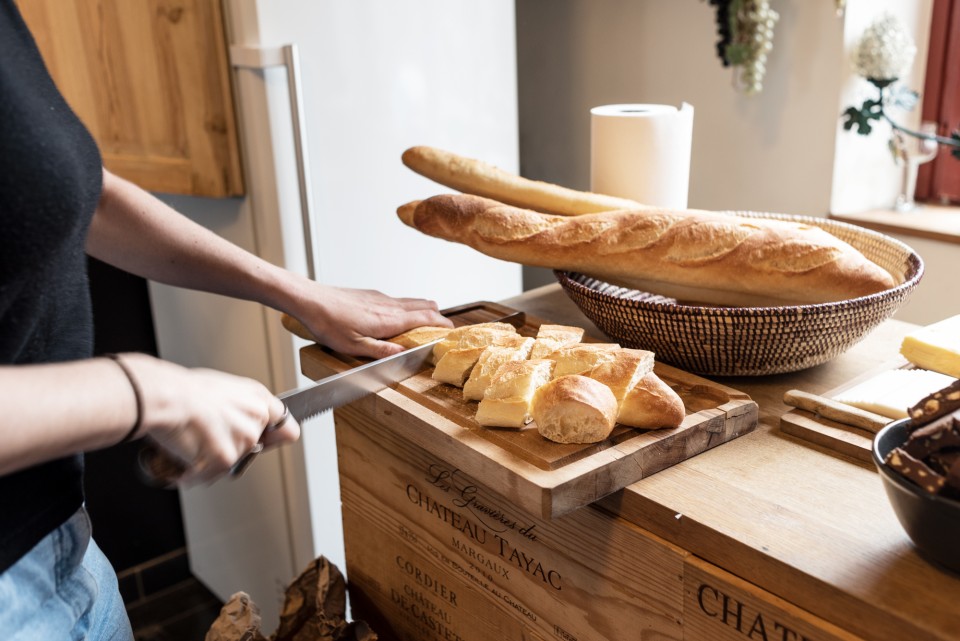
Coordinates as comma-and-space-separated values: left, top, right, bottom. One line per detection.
292, 284, 453, 359
122, 353, 300, 484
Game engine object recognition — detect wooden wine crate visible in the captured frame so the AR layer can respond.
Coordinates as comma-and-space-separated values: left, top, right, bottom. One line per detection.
297, 295, 960, 640
335, 402, 863, 641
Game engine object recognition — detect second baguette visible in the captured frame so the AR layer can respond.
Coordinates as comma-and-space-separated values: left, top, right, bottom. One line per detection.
402, 145, 647, 216
398, 194, 896, 305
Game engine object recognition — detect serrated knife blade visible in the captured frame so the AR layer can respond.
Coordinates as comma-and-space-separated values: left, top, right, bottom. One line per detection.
280, 308, 524, 424
280, 337, 437, 423
139, 309, 525, 486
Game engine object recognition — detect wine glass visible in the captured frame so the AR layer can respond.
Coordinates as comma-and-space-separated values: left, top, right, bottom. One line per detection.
893, 121, 939, 212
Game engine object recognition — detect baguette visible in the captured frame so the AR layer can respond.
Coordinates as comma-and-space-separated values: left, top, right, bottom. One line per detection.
402, 145, 647, 216
433, 345, 490, 387
398, 194, 897, 306
389, 326, 454, 349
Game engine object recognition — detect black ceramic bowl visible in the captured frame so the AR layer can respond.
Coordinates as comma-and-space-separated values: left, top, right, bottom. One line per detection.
872, 418, 960, 572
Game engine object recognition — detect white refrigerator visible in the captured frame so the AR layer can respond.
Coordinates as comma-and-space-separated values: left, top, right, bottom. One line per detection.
147, 0, 521, 629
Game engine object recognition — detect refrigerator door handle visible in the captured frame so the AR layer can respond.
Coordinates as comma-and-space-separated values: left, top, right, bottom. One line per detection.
230, 44, 317, 281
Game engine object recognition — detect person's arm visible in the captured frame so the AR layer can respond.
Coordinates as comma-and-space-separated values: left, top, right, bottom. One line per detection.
85, 169, 452, 359
4, 167, 452, 481
0, 354, 292, 482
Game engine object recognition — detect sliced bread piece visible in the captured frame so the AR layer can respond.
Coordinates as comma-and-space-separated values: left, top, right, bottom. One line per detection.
549, 343, 621, 378
462, 337, 535, 401
588, 348, 655, 402
529, 324, 585, 360
618, 373, 686, 430
475, 359, 555, 429
531, 375, 619, 444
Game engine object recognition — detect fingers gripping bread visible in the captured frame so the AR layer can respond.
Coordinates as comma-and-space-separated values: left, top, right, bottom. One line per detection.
402, 146, 646, 216
398, 194, 897, 305
281, 313, 452, 348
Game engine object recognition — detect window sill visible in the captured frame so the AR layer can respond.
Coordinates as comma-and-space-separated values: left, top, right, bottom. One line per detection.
830, 204, 960, 245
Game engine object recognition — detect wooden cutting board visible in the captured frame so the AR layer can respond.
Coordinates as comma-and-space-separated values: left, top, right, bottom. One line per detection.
779, 358, 910, 463
298, 300, 759, 518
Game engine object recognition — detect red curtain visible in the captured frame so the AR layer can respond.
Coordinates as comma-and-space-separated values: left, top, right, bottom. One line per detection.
917, 0, 960, 203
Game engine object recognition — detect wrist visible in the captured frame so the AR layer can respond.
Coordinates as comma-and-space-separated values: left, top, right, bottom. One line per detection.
278, 277, 335, 335
104, 354, 144, 444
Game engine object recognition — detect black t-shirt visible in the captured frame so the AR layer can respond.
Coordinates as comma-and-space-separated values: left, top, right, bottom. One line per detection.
0, 0, 104, 573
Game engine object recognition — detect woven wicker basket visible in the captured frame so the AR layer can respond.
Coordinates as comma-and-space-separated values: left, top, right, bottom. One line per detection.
555, 212, 924, 377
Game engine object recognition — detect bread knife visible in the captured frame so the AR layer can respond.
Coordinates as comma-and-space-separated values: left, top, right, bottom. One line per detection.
138, 309, 526, 486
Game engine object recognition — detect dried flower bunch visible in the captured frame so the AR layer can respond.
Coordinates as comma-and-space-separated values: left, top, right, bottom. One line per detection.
843, 13, 960, 160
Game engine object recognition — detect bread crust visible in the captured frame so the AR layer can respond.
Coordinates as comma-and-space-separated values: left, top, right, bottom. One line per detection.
530, 324, 587, 359
399, 194, 897, 305
281, 313, 453, 350
531, 375, 618, 444
588, 348, 655, 402
548, 343, 622, 378
618, 373, 686, 430
389, 326, 453, 349
402, 146, 646, 216
432, 323, 518, 362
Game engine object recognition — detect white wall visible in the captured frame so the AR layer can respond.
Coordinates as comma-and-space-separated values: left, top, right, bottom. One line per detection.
516, 1, 847, 214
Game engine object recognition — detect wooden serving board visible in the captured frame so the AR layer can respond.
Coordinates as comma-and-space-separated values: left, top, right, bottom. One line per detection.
299, 300, 759, 518
779, 357, 911, 463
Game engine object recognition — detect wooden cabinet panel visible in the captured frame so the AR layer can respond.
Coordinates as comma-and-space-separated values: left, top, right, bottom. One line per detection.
17, 0, 244, 197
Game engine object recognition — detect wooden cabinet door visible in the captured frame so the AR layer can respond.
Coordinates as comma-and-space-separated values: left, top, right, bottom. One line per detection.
17, 0, 244, 197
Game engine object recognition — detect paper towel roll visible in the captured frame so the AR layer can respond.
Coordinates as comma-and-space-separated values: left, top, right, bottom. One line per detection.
590, 103, 694, 209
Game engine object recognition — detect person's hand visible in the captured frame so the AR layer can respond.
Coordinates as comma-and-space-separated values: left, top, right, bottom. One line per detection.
120, 353, 300, 485
292, 284, 453, 359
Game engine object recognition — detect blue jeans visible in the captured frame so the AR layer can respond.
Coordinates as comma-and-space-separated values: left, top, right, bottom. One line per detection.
0, 507, 134, 641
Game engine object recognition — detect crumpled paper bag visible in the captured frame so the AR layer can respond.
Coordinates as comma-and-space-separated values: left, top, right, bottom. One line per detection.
205, 557, 376, 641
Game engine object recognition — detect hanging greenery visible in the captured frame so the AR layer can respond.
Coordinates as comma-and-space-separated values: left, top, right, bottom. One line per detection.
706, 0, 779, 94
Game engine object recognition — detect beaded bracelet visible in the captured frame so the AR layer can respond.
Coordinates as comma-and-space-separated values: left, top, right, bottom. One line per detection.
105, 353, 144, 444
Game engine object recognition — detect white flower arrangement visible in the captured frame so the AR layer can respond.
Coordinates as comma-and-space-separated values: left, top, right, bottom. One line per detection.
850, 13, 916, 84
842, 13, 960, 160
